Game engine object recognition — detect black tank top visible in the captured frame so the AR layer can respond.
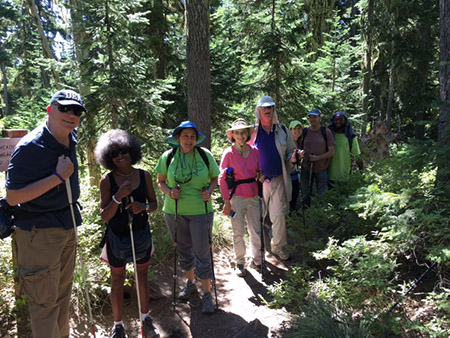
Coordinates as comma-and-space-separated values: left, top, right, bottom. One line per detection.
107, 169, 148, 236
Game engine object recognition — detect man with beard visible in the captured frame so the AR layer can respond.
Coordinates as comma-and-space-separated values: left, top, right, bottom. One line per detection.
328, 111, 362, 185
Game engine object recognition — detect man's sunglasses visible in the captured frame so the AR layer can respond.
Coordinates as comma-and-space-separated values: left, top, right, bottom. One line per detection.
261, 105, 274, 110
55, 104, 84, 117
110, 148, 129, 159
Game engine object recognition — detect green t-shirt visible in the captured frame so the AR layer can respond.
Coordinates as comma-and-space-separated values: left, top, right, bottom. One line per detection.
155, 147, 220, 215
328, 134, 361, 181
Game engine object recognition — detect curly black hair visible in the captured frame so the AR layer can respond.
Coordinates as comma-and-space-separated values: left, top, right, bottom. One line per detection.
94, 129, 142, 171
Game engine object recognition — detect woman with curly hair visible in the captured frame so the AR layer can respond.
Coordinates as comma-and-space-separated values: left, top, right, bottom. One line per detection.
95, 129, 160, 338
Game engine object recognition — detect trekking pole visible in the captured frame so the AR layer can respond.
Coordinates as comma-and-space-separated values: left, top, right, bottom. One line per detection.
203, 187, 219, 309
127, 196, 144, 338
308, 160, 314, 207
172, 185, 180, 310
257, 171, 265, 277
385, 261, 437, 315
65, 179, 96, 337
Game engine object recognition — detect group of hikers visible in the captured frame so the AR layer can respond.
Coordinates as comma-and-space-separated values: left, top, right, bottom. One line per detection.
4, 90, 362, 338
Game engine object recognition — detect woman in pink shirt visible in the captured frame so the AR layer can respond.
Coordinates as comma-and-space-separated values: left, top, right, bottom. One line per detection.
219, 119, 263, 277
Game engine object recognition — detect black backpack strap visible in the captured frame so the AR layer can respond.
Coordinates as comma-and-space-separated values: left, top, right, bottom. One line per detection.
195, 146, 210, 169
301, 127, 328, 152
165, 148, 177, 169
229, 178, 256, 199
320, 126, 329, 152
301, 128, 308, 149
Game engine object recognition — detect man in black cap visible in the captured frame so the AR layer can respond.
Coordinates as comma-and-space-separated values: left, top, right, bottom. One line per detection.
6, 89, 86, 338
298, 109, 335, 207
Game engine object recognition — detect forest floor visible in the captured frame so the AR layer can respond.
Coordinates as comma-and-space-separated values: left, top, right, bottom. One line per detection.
69, 246, 294, 338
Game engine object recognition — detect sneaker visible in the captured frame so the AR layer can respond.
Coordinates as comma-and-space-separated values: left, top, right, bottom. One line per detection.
143, 316, 160, 338
236, 264, 247, 277
111, 324, 126, 338
249, 260, 262, 271
272, 246, 290, 261
178, 280, 197, 301
202, 291, 215, 314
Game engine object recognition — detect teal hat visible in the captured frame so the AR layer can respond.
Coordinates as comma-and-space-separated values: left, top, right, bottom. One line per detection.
168, 121, 206, 146
289, 120, 302, 129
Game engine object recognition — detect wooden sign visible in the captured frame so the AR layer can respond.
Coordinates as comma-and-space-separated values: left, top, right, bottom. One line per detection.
0, 130, 28, 172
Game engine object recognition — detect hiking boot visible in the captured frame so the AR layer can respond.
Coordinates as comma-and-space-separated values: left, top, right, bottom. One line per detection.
249, 260, 262, 271
236, 264, 247, 277
202, 291, 215, 314
272, 246, 290, 261
178, 280, 197, 301
111, 324, 126, 338
143, 316, 160, 338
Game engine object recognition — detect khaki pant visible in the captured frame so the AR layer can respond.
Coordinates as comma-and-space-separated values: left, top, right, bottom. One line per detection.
16, 227, 76, 338
230, 196, 262, 265
263, 175, 288, 250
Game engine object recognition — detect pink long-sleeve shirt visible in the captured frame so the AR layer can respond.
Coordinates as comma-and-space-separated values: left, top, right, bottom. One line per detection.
219, 145, 260, 200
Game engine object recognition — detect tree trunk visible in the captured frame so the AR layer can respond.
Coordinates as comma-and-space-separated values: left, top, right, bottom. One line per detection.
105, 0, 118, 129
271, 0, 281, 109
437, 0, 450, 190
360, 0, 374, 137
70, 0, 100, 187
186, 0, 211, 149
1, 44, 9, 116
26, 0, 61, 89
385, 61, 395, 132
147, 0, 167, 79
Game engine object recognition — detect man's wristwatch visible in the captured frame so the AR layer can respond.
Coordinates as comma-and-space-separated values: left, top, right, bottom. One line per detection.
145, 203, 150, 212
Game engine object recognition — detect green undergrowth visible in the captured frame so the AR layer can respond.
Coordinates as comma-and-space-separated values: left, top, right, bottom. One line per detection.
273, 140, 449, 337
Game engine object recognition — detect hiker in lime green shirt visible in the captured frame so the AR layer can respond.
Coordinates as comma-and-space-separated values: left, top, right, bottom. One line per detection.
156, 121, 220, 313
328, 112, 363, 183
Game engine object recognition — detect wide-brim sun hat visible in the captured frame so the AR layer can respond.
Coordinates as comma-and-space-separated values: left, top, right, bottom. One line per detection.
168, 120, 206, 147
226, 118, 255, 141
289, 120, 302, 129
257, 96, 276, 108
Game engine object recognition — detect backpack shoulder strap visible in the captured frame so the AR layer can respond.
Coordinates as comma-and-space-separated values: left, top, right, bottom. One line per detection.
195, 146, 210, 169
301, 127, 308, 149
165, 148, 177, 168
320, 126, 329, 152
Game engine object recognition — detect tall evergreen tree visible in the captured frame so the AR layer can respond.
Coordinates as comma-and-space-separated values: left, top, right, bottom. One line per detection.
186, 0, 212, 149
438, 0, 450, 191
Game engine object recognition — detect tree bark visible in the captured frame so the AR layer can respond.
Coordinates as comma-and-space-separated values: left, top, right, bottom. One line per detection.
186, 0, 211, 149
386, 60, 395, 132
437, 0, 450, 189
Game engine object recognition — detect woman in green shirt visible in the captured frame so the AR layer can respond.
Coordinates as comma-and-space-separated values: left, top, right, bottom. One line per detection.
156, 121, 220, 314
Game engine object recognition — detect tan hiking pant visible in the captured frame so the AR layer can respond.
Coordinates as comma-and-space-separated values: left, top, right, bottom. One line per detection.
15, 227, 76, 338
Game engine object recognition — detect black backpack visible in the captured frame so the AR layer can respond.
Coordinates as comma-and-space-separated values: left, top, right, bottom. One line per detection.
301, 126, 329, 152
0, 198, 15, 239
166, 146, 209, 169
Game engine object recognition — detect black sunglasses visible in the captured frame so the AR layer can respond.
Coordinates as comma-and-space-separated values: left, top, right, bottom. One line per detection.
261, 105, 274, 110
56, 104, 84, 117
110, 148, 129, 159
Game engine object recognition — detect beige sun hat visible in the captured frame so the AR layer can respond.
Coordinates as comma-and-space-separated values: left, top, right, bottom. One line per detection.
226, 118, 255, 142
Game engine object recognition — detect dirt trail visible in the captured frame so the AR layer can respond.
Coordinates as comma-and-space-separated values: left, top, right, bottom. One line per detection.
70, 248, 292, 338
